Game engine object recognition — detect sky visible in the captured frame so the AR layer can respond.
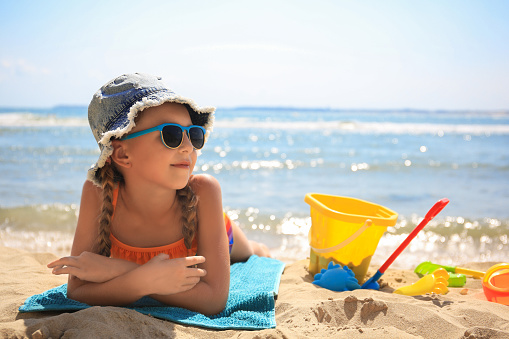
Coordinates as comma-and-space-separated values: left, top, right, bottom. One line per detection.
0, 0, 508, 110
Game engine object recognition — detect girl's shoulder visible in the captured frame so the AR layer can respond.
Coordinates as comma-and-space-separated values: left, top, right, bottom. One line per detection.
82, 179, 103, 201
189, 174, 222, 197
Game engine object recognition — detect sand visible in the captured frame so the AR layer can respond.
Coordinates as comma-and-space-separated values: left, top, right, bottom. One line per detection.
1, 245, 508, 339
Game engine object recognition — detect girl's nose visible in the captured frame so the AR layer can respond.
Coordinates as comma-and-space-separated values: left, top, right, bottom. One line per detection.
179, 131, 194, 151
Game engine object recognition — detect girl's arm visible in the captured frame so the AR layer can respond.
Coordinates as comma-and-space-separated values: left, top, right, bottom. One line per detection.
48, 250, 139, 283
48, 250, 205, 285
63, 252, 207, 306
147, 174, 231, 315
55, 181, 206, 306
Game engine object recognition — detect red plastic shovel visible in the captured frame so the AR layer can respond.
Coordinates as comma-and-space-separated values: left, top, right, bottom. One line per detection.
361, 198, 450, 290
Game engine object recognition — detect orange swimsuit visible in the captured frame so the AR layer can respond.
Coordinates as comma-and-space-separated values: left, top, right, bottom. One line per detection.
109, 187, 233, 265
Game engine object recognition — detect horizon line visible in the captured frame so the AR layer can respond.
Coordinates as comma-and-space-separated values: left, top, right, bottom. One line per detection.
0, 105, 508, 114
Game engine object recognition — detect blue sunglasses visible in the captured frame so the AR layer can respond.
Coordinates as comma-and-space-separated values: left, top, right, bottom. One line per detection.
120, 123, 206, 150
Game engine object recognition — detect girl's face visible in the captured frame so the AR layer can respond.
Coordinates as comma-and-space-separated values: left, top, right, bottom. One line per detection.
119, 103, 198, 190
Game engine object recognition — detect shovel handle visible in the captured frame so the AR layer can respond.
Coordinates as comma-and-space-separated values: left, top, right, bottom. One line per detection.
379, 198, 449, 274
455, 267, 485, 278
424, 198, 450, 220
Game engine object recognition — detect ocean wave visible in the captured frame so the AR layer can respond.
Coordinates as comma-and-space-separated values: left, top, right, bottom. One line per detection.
0, 203, 79, 232
0, 113, 88, 127
194, 158, 508, 174
233, 211, 509, 267
1, 205, 507, 265
214, 120, 509, 135
1, 112, 508, 135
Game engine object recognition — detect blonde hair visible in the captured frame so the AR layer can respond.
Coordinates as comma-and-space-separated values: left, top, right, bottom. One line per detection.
94, 162, 198, 256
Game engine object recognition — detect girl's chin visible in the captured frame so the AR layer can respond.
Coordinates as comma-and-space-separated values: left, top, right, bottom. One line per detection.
172, 176, 192, 190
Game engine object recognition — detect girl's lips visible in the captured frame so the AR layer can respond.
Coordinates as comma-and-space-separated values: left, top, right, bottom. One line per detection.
172, 162, 190, 169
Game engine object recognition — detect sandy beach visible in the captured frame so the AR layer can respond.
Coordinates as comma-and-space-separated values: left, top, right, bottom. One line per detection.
1, 245, 507, 338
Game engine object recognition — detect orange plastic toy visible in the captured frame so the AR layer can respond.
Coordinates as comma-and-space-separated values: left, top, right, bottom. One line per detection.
482, 263, 509, 306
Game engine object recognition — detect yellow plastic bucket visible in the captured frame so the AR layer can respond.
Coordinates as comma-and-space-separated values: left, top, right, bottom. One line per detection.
305, 193, 398, 283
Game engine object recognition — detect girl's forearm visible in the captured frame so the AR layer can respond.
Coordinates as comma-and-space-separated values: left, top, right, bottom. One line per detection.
67, 266, 148, 306
106, 257, 140, 279
149, 279, 229, 315
66, 255, 208, 306
48, 252, 140, 284
70, 276, 228, 314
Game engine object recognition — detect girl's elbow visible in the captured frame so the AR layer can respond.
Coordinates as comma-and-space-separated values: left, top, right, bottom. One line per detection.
66, 278, 82, 302
66, 285, 87, 304
198, 295, 228, 316
192, 285, 228, 315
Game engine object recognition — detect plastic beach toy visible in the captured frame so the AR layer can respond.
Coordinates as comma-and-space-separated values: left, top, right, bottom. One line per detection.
415, 261, 480, 287
482, 263, 509, 305
305, 194, 398, 283
415, 261, 485, 279
393, 268, 449, 296
312, 261, 361, 292
361, 198, 450, 290
445, 273, 467, 287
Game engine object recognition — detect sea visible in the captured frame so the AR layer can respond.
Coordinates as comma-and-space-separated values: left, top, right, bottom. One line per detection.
1, 106, 508, 269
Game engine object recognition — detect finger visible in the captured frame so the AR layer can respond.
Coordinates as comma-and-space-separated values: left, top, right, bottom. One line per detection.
52, 266, 78, 276
185, 276, 201, 285
177, 284, 196, 293
183, 256, 206, 267
181, 277, 201, 288
47, 258, 66, 268
188, 268, 207, 277
154, 253, 170, 260
47, 256, 77, 268
182, 277, 201, 286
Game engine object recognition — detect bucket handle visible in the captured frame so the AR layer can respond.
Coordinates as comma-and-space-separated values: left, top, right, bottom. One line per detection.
309, 219, 373, 254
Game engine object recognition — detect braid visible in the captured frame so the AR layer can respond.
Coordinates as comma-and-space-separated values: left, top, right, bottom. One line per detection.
177, 185, 198, 249
95, 162, 116, 257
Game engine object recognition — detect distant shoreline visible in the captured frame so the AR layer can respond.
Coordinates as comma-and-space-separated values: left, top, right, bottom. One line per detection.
1, 106, 508, 115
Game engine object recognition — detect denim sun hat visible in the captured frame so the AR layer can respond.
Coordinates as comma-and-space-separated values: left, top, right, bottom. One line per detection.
87, 73, 215, 186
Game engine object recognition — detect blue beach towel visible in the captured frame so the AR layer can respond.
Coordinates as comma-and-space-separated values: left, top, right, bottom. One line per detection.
19, 255, 285, 330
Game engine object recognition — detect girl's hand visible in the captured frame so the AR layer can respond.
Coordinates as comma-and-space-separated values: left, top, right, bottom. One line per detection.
140, 254, 207, 296
48, 251, 136, 283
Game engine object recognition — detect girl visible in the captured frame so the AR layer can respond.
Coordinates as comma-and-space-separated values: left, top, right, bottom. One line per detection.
48, 73, 270, 315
